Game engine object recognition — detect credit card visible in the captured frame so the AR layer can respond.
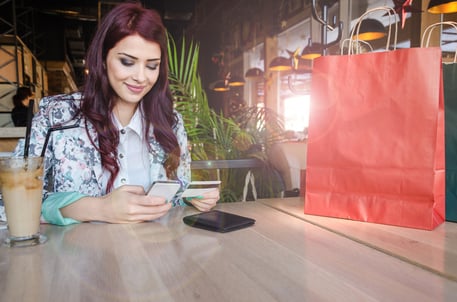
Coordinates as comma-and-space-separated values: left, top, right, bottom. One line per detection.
182, 180, 221, 198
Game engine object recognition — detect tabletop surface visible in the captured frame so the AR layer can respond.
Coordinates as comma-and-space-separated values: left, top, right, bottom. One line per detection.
258, 197, 457, 283
1, 198, 457, 302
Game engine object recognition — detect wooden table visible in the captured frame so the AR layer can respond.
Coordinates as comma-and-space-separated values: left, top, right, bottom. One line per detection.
1, 198, 457, 301
258, 197, 457, 283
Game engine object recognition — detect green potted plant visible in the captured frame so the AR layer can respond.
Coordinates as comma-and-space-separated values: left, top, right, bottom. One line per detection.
167, 35, 286, 201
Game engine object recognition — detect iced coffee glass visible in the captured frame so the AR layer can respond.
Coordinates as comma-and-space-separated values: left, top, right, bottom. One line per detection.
0, 156, 47, 247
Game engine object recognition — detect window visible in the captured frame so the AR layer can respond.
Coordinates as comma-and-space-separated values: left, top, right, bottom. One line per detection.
283, 94, 310, 132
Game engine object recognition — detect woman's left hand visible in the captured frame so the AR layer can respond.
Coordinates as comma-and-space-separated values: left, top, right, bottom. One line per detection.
188, 189, 220, 212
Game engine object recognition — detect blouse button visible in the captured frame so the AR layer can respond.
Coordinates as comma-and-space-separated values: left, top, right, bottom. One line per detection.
120, 129, 126, 134
121, 178, 126, 184
119, 153, 124, 159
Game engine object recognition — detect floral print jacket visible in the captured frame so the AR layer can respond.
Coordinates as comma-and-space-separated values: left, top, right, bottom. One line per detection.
14, 92, 191, 225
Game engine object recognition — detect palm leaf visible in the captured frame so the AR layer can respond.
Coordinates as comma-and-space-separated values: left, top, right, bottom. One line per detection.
167, 34, 286, 201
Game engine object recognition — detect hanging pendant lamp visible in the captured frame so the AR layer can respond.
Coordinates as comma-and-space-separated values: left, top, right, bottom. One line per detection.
245, 68, 264, 78
228, 75, 245, 87
428, 0, 457, 14
351, 18, 386, 41
212, 80, 229, 92
300, 43, 323, 60
268, 56, 292, 71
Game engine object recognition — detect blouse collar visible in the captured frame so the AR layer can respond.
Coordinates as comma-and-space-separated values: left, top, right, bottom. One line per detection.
112, 105, 143, 137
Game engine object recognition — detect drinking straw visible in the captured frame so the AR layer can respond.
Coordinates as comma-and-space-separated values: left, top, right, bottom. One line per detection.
23, 99, 35, 158
40, 124, 79, 157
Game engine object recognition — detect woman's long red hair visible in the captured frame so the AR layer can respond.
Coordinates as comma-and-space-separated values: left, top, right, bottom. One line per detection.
81, 2, 180, 191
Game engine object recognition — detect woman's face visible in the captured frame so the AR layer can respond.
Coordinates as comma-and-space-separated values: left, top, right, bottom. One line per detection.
106, 34, 161, 106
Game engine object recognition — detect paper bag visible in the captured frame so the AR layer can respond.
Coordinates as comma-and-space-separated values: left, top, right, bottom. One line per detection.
305, 47, 445, 230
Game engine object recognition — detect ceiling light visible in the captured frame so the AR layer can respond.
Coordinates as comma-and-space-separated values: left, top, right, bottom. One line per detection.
245, 68, 264, 78
300, 43, 323, 60
269, 56, 292, 72
351, 19, 386, 41
212, 80, 229, 92
228, 75, 245, 87
428, 0, 457, 13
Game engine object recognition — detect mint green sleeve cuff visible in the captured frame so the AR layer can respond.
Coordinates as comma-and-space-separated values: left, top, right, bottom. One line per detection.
42, 192, 87, 226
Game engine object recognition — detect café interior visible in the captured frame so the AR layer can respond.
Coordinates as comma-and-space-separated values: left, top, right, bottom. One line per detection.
1, 0, 457, 301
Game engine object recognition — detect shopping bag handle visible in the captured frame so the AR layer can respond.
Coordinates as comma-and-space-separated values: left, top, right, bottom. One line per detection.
340, 39, 373, 55
421, 21, 457, 63
346, 6, 398, 55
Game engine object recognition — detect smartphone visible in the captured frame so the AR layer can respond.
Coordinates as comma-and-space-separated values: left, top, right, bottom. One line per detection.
183, 210, 255, 233
146, 180, 181, 202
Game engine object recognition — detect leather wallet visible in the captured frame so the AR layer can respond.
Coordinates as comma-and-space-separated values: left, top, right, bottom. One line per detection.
183, 210, 255, 233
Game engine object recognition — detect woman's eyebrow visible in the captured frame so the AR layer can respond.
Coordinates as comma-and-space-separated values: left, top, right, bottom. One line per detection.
118, 52, 161, 62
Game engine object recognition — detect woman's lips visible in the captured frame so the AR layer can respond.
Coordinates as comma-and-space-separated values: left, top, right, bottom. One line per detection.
125, 83, 144, 93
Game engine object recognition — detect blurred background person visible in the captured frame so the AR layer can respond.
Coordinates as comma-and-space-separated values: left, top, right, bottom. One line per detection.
11, 86, 34, 127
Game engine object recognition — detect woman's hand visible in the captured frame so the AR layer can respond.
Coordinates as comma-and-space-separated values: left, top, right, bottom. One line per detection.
187, 188, 220, 212
61, 185, 172, 224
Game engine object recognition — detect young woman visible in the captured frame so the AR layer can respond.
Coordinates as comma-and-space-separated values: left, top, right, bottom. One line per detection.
15, 2, 219, 225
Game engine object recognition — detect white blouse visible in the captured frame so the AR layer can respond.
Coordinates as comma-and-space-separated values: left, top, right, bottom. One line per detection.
111, 107, 151, 191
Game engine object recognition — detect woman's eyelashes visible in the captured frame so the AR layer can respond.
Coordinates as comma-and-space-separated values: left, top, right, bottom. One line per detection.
146, 63, 159, 70
120, 57, 134, 66
120, 58, 159, 70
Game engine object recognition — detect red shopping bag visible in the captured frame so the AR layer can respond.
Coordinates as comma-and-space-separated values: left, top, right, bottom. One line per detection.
304, 47, 445, 230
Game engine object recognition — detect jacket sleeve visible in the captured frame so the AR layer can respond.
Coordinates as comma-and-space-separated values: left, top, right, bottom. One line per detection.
41, 192, 86, 225
172, 111, 191, 206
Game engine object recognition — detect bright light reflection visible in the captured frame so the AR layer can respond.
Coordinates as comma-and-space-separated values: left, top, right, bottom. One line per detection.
283, 95, 310, 131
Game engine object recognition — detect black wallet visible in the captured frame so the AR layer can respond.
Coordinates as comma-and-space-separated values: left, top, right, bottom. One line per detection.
183, 210, 255, 233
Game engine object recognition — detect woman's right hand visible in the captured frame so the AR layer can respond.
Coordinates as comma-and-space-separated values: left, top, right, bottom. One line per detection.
61, 185, 172, 223
101, 185, 173, 223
